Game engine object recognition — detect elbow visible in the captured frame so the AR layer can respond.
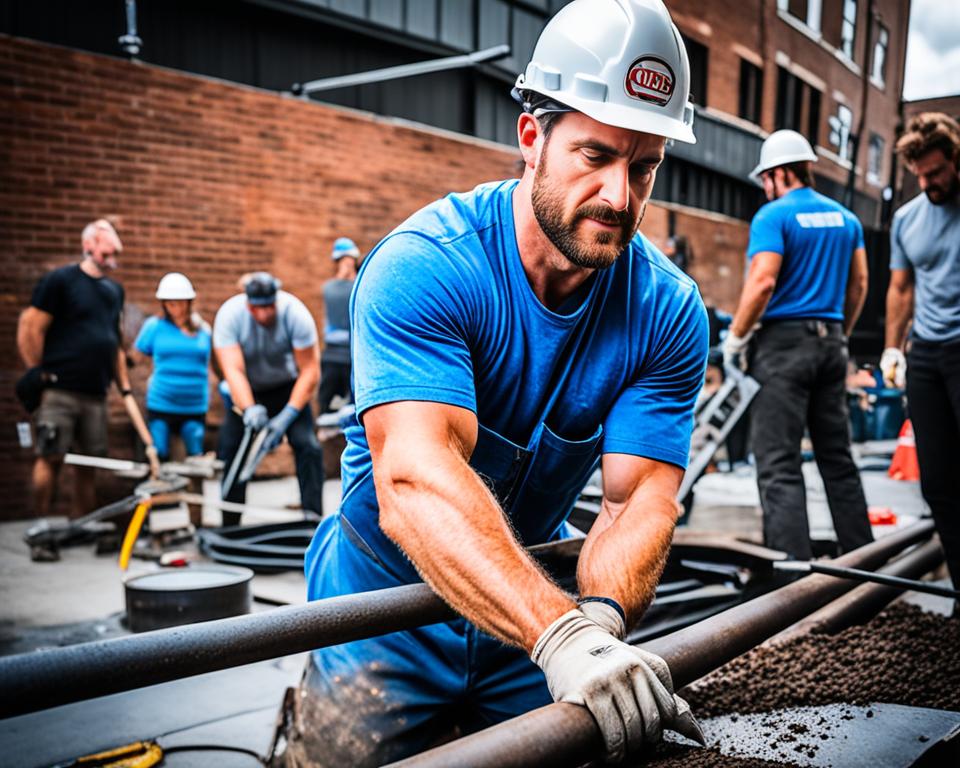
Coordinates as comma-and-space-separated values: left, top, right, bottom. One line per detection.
756, 276, 777, 301
373, 460, 419, 546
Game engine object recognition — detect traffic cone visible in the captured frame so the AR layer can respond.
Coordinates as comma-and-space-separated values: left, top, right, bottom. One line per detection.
888, 419, 920, 482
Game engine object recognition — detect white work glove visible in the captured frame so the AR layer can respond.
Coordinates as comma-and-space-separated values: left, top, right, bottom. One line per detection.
242, 403, 268, 431
880, 347, 906, 389
145, 445, 161, 479
532, 609, 705, 763
579, 599, 626, 640
722, 330, 752, 372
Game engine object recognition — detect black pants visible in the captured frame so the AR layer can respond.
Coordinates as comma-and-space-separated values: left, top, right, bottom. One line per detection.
317, 357, 352, 415
748, 321, 872, 560
218, 381, 324, 525
907, 337, 960, 589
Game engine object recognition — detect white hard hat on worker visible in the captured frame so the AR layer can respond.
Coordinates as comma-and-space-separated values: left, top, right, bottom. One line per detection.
513, 0, 696, 144
750, 129, 818, 183
156, 272, 196, 300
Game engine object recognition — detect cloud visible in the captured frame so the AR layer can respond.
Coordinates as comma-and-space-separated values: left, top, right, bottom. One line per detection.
903, 0, 960, 100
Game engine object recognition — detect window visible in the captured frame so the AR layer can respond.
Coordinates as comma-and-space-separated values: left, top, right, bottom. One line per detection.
867, 133, 885, 183
828, 103, 853, 161
775, 66, 822, 145
738, 59, 763, 124
679, 32, 709, 106
784, 0, 821, 32
871, 23, 889, 85
841, 0, 857, 59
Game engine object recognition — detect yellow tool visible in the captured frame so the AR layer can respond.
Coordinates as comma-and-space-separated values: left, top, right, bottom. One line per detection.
118, 501, 151, 571
65, 740, 163, 767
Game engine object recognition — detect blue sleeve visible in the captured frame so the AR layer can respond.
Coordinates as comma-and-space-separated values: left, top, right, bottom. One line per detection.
853, 216, 865, 250
351, 233, 477, 417
134, 317, 158, 356
602, 286, 709, 468
285, 297, 318, 350
747, 204, 784, 258
889, 212, 908, 270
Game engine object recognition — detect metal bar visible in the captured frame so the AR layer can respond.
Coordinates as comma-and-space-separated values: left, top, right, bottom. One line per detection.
774, 556, 960, 599
775, 538, 945, 641
388, 520, 935, 768
0, 584, 453, 720
297, 44, 510, 95
64, 453, 144, 472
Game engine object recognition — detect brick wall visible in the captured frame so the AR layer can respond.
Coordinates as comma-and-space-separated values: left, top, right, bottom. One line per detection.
0, 35, 745, 521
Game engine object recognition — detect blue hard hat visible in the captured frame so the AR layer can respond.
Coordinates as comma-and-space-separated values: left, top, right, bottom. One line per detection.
332, 237, 360, 260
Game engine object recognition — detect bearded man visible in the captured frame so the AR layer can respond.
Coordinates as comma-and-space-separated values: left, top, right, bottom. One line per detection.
275, 2, 709, 765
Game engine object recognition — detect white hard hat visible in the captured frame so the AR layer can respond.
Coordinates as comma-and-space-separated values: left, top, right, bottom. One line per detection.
514, 0, 695, 144
156, 272, 196, 300
750, 129, 818, 183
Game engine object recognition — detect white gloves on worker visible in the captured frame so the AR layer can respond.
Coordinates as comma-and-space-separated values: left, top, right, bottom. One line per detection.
243, 403, 269, 431
880, 347, 906, 389
722, 330, 753, 372
532, 609, 705, 763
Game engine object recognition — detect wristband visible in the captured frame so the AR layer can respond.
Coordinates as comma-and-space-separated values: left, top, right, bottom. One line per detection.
577, 596, 626, 624
120, 388, 133, 397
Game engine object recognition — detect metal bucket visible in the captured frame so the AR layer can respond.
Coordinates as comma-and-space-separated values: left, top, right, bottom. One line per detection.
124, 565, 253, 632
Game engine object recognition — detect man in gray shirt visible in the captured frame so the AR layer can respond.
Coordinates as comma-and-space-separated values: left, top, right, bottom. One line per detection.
318, 237, 359, 414
214, 272, 322, 524
883, 112, 960, 596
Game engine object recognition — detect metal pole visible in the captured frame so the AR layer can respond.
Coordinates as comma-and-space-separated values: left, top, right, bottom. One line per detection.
0, 584, 453, 720
294, 44, 510, 95
388, 520, 935, 768
773, 557, 960, 599
118, 0, 143, 57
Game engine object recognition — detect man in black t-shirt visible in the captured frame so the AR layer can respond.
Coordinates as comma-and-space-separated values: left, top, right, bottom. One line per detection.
17, 219, 143, 544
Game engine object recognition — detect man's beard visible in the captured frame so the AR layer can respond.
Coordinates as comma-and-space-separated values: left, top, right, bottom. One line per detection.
925, 173, 960, 205
531, 161, 641, 270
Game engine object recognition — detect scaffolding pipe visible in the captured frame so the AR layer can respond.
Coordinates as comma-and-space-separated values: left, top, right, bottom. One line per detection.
388, 520, 935, 768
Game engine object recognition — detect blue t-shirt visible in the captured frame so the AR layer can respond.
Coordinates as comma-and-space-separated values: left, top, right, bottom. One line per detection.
890, 193, 960, 342
342, 180, 707, 511
135, 317, 211, 414
748, 187, 865, 322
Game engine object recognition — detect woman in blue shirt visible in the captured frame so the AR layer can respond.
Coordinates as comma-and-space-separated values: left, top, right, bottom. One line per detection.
134, 273, 212, 459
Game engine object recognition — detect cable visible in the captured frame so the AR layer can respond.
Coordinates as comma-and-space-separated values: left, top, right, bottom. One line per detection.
162, 744, 265, 764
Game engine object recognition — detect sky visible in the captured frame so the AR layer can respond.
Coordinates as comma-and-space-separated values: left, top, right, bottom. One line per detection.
902, 0, 960, 101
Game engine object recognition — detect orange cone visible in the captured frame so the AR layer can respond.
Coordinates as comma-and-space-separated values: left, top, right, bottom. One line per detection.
888, 419, 920, 482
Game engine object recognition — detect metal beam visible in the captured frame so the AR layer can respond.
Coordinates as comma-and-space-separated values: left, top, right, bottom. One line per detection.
388, 520, 935, 768
294, 44, 510, 95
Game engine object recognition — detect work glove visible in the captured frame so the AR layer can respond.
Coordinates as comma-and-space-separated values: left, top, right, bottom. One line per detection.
532, 609, 705, 763
242, 404, 269, 431
263, 404, 300, 451
722, 330, 752, 372
145, 445, 161, 479
579, 598, 627, 640
880, 347, 906, 389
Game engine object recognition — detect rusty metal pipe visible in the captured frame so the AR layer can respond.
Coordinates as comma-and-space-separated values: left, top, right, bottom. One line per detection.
389, 520, 935, 768
0, 583, 453, 720
774, 537, 945, 641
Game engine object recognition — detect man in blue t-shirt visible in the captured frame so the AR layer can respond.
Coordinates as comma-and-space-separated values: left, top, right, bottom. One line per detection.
278, 3, 708, 767
883, 112, 960, 595
724, 130, 872, 562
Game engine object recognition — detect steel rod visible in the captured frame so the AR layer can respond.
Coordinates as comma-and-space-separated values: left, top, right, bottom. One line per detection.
774, 558, 960, 599
389, 520, 935, 768
0, 584, 453, 720
774, 537, 945, 641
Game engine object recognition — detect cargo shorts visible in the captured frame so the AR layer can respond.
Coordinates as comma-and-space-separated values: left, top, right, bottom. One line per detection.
34, 388, 108, 458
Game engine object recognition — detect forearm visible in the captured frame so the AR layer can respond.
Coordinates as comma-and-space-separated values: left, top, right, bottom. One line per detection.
730, 280, 774, 337
843, 284, 867, 337
18, 329, 44, 368
378, 453, 575, 652
577, 492, 676, 627
884, 286, 914, 350
287, 363, 319, 411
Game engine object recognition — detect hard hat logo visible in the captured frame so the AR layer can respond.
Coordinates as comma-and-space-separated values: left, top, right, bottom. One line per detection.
625, 57, 674, 106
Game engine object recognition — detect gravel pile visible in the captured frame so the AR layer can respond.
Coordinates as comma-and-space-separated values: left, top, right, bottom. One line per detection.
635, 602, 960, 767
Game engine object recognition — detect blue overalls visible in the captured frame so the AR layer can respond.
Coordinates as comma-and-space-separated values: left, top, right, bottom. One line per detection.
300, 335, 602, 765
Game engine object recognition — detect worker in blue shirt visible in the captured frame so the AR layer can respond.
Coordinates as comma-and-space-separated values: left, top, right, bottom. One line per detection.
883, 112, 960, 594
724, 129, 872, 562
134, 273, 212, 459
275, 2, 708, 766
